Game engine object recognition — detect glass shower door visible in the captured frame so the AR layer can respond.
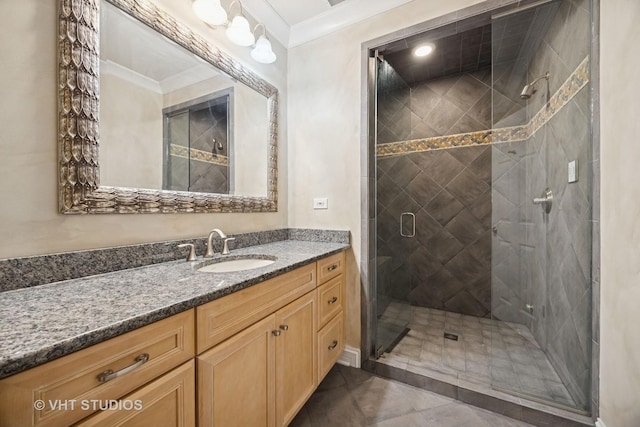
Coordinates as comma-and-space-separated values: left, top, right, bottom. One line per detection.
490, 0, 592, 412
373, 53, 413, 357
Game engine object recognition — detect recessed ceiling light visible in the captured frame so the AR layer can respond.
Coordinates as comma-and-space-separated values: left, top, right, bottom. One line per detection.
414, 43, 435, 57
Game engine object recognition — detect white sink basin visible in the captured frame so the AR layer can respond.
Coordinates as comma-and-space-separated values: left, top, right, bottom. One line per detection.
198, 257, 276, 273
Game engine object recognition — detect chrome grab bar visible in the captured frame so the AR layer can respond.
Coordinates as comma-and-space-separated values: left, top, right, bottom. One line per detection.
400, 212, 415, 238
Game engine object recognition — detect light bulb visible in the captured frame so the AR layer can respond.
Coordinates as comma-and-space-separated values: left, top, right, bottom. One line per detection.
192, 0, 228, 26
414, 43, 435, 57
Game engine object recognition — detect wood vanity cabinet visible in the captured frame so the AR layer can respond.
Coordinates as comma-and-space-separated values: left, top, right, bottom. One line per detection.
0, 310, 195, 427
315, 252, 346, 382
0, 250, 346, 427
197, 251, 345, 427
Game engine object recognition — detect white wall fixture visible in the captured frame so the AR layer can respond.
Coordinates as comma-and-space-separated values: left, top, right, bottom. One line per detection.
192, 0, 227, 26
251, 23, 276, 64
192, 0, 277, 63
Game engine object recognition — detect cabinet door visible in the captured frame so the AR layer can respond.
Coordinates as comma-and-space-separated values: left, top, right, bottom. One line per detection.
198, 315, 277, 427
76, 360, 195, 427
275, 291, 317, 427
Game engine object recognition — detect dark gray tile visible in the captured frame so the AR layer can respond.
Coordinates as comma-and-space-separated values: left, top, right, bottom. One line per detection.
388, 156, 422, 188
406, 171, 443, 205
445, 210, 486, 246
425, 150, 467, 187
445, 74, 491, 113
468, 147, 492, 184
427, 97, 467, 135
447, 145, 485, 166
445, 248, 486, 284
426, 189, 465, 226
423, 227, 465, 264
447, 113, 488, 135
446, 169, 491, 207
443, 290, 489, 318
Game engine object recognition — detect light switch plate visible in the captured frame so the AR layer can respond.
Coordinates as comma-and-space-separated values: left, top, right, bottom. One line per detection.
568, 160, 578, 183
313, 197, 328, 209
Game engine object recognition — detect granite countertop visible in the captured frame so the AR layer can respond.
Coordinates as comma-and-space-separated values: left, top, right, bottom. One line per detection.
0, 240, 349, 379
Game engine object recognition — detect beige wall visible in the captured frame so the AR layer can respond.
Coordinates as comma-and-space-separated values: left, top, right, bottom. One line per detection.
0, 0, 287, 259
599, 1, 640, 426
100, 73, 164, 189
287, 0, 484, 349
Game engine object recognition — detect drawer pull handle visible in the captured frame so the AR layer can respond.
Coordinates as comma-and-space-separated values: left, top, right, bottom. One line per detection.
272, 330, 282, 336
328, 296, 338, 304
98, 353, 149, 383
328, 340, 338, 350
279, 324, 289, 331
327, 264, 338, 272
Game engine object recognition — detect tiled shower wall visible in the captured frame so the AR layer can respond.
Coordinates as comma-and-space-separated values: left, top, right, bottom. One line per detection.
166, 104, 229, 194
491, 0, 592, 409
377, 62, 492, 144
376, 64, 493, 318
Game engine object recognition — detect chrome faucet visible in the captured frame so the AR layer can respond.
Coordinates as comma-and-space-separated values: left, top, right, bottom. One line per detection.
205, 229, 236, 257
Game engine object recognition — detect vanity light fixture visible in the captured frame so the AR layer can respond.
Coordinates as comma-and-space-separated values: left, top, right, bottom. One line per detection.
414, 43, 435, 57
192, 0, 276, 63
250, 23, 276, 64
192, 0, 228, 26
225, 0, 255, 46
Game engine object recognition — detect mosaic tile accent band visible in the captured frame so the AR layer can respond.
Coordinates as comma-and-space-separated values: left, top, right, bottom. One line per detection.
377, 56, 590, 157
170, 144, 229, 166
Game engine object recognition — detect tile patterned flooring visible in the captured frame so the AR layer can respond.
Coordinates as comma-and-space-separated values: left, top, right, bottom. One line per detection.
291, 364, 534, 426
377, 303, 576, 408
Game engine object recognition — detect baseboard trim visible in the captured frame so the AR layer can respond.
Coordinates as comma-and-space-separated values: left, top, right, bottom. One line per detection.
337, 345, 361, 368
595, 418, 606, 427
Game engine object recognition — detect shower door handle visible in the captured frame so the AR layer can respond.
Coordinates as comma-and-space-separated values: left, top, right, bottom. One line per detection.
400, 212, 415, 238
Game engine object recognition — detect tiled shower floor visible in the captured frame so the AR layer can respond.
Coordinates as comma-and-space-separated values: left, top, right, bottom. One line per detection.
377, 302, 576, 408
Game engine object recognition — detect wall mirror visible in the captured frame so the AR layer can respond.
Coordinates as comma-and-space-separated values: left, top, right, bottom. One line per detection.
58, 0, 278, 214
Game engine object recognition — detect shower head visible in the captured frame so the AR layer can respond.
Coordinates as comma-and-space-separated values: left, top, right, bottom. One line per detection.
520, 72, 550, 99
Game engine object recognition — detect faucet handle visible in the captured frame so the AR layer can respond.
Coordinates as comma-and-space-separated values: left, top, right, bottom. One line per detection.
222, 237, 236, 255
177, 243, 197, 262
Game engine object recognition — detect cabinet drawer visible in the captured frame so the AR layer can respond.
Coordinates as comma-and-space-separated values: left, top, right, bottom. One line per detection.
197, 263, 316, 353
0, 310, 195, 427
76, 360, 195, 427
316, 251, 345, 284
317, 275, 344, 330
317, 313, 344, 382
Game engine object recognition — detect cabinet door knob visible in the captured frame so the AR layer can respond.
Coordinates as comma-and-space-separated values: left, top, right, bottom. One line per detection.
328, 296, 338, 304
328, 340, 338, 350
327, 264, 338, 271
272, 330, 281, 336
279, 324, 289, 331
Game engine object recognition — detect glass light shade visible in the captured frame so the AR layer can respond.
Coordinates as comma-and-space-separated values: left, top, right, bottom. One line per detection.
251, 35, 276, 64
226, 15, 255, 47
192, 0, 228, 26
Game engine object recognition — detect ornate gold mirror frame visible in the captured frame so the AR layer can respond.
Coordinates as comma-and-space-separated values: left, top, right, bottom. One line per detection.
58, 0, 278, 214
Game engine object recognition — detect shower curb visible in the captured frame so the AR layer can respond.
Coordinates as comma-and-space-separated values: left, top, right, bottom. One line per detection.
362, 360, 592, 427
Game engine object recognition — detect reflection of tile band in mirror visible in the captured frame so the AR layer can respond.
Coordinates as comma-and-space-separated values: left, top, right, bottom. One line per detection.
377, 56, 590, 158
170, 145, 229, 166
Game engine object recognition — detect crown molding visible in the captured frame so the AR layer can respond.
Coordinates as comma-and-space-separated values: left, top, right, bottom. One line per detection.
288, 0, 414, 48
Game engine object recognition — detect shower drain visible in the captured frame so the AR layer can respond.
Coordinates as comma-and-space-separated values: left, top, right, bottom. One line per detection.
444, 332, 459, 341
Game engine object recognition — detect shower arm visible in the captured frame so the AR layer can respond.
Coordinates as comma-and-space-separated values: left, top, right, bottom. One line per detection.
526, 72, 551, 88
